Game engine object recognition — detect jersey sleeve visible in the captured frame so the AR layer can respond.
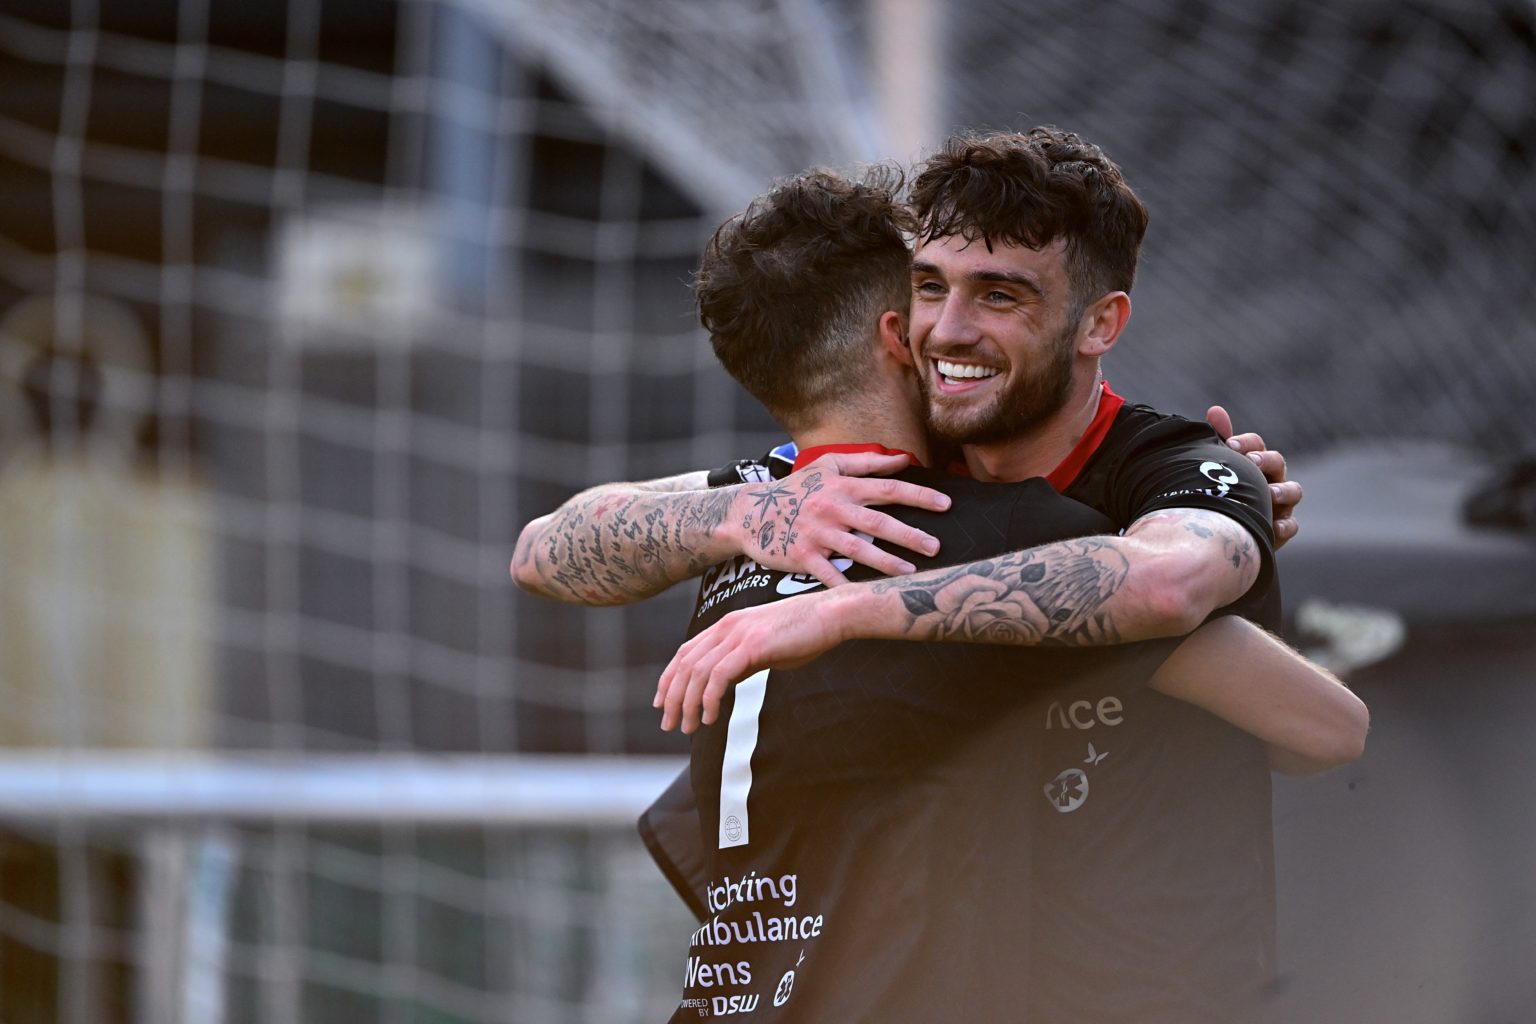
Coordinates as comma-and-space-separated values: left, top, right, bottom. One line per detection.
1105, 417, 1279, 621
705, 459, 770, 488
636, 768, 709, 922
703, 442, 798, 487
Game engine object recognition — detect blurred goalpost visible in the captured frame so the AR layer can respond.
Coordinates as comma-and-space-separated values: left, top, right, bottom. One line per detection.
0, 754, 684, 826
0, 756, 699, 1024
0, 753, 686, 1024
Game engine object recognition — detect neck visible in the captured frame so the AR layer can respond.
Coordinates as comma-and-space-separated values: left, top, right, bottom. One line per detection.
961, 369, 1104, 483
796, 410, 930, 467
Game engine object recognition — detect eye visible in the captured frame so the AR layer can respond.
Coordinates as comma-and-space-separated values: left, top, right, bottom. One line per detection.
984, 289, 1015, 304
913, 279, 945, 296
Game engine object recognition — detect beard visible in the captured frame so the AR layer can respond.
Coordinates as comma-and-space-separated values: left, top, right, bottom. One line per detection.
918, 321, 1077, 447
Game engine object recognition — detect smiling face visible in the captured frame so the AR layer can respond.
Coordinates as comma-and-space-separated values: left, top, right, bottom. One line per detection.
910, 233, 1085, 448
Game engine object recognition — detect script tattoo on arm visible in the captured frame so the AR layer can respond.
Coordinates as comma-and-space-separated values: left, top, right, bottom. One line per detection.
869, 537, 1132, 647
518, 474, 736, 605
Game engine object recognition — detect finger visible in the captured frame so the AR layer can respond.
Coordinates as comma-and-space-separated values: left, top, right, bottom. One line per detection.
699, 650, 753, 728
679, 648, 722, 735
1245, 449, 1287, 486
658, 666, 682, 731
1274, 516, 1299, 549
1226, 431, 1266, 455
818, 528, 919, 578
798, 552, 850, 590
820, 502, 940, 559
845, 475, 951, 514
1269, 480, 1302, 514
654, 654, 676, 724
665, 670, 695, 732
655, 642, 691, 710
656, 632, 703, 710
662, 647, 703, 732
1205, 405, 1234, 441
813, 451, 913, 478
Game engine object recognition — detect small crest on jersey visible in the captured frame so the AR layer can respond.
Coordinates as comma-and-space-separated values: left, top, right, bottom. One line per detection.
773, 969, 796, 1007
1044, 768, 1090, 813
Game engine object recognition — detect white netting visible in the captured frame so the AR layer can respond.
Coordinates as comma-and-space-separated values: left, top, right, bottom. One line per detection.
1, 0, 1533, 1020
950, 0, 1536, 449
0, 0, 871, 1018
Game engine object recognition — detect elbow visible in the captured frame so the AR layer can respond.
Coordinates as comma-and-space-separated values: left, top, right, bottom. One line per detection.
510, 523, 552, 596
1285, 696, 1371, 775
1136, 553, 1222, 638
509, 536, 533, 589
510, 553, 537, 593
1136, 544, 1263, 638
1330, 694, 1371, 766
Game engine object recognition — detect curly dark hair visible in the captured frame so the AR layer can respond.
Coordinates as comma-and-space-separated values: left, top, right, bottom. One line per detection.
909, 127, 1148, 313
694, 166, 914, 432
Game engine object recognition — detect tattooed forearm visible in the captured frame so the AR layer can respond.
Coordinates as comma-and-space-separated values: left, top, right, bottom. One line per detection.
515, 480, 737, 605
844, 505, 1267, 651
870, 538, 1131, 647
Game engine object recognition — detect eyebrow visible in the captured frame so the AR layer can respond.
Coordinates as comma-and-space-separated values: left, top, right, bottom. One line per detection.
912, 259, 1043, 297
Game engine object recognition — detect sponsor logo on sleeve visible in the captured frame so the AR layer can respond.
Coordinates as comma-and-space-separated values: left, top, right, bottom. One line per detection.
1155, 459, 1244, 504
1198, 460, 1239, 496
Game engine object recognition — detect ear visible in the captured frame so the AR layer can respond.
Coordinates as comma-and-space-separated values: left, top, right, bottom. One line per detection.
1076, 292, 1131, 358
878, 310, 913, 366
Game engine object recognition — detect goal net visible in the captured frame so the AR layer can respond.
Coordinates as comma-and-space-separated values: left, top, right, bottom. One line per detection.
0, 0, 1532, 1020
0, 0, 877, 1018
949, 0, 1536, 451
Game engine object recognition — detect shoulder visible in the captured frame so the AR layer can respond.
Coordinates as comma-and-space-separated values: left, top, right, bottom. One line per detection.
1070, 402, 1229, 496
891, 469, 1065, 522
1083, 402, 1267, 505
1102, 402, 1224, 458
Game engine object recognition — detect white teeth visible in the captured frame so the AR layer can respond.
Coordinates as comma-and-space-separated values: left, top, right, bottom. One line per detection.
936, 360, 1001, 380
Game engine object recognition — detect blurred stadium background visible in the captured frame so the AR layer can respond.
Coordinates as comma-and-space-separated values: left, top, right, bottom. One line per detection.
0, 0, 1533, 1021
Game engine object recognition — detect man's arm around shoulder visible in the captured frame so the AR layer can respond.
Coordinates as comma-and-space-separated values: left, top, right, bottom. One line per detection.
511, 452, 951, 606
511, 470, 730, 606
1148, 615, 1369, 775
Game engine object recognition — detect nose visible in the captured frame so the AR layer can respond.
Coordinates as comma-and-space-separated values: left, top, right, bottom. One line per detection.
925, 291, 982, 353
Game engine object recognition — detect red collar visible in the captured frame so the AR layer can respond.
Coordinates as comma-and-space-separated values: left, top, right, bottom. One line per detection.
792, 442, 923, 473
1045, 380, 1124, 491
789, 382, 1121, 484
